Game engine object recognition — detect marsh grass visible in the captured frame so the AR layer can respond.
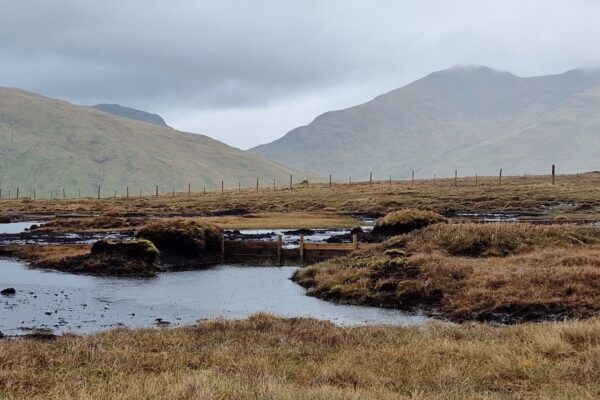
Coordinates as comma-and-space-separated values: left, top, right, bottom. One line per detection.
0, 314, 599, 399
294, 223, 600, 322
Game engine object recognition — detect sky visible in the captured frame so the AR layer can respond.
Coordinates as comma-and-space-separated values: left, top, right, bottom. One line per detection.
1, 0, 600, 149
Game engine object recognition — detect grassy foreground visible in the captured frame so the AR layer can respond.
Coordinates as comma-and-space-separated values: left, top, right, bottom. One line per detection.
1, 314, 599, 399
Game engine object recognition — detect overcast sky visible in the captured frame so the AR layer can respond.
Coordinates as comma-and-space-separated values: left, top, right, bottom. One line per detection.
1, 0, 600, 149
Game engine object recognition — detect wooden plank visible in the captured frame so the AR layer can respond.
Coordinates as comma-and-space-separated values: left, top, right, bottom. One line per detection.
303, 243, 354, 251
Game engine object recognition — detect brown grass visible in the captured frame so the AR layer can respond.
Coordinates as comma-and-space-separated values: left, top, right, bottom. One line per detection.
2, 172, 600, 220
1, 314, 599, 399
294, 223, 600, 322
373, 208, 446, 234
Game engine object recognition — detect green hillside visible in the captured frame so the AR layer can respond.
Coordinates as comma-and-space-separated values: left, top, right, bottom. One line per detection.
0, 88, 311, 198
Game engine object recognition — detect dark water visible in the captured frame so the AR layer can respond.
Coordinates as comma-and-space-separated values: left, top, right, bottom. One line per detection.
0, 260, 429, 335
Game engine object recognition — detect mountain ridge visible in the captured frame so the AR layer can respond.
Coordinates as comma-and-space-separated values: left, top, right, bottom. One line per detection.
91, 103, 169, 127
0, 87, 313, 197
251, 66, 600, 179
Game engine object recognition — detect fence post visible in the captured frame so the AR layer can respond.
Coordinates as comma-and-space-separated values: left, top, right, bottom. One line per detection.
114, 189, 116, 198
455, 170, 458, 186
33, 188, 36, 200
188, 183, 191, 197
221, 180, 224, 194
277, 234, 282, 266
433, 174, 436, 185
349, 176, 352, 185
127, 186, 129, 198
352, 234, 358, 251
412, 171, 415, 186
475, 174, 478, 187
155, 185, 158, 197
290, 174, 292, 189
329, 174, 332, 188
172, 186, 175, 197
369, 172, 372, 187
139, 189, 142, 198
78, 189, 81, 198
552, 164, 556, 185
299, 234, 305, 265
62, 188, 65, 199
204, 185, 206, 194
389, 174, 392, 185
273, 179, 276, 191
306, 179, 309, 189
97, 186, 101, 199
499, 168, 502, 186
16, 187, 19, 199
256, 177, 259, 192
220, 233, 225, 261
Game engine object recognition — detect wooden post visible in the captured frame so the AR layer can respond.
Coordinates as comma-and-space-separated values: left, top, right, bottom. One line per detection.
349, 176, 352, 185
273, 179, 276, 191
126, 186, 129, 198
552, 164, 556, 185
220, 233, 225, 261
299, 234, 305, 265
78, 189, 81, 198
499, 168, 502, 186
433, 174, 436, 185
475, 174, 478, 186
97, 186, 101, 199
256, 177, 259, 192
306, 179, 309, 189
352, 234, 358, 251
155, 185, 158, 197
277, 234, 282, 266
172, 186, 175, 197
0, 188, 2, 199
369, 172, 372, 186
114, 189, 116, 198
454, 170, 458, 186
238, 182, 241, 193
412, 171, 415, 186
50, 191, 52, 199
389, 174, 392, 185
62, 188, 65, 199
16, 187, 19, 199
188, 183, 191, 197
33, 188, 36, 200
290, 174, 293, 189
203, 185, 206, 194
221, 180, 224, 194
329, 174, 332, 188
139, 189, 142, 198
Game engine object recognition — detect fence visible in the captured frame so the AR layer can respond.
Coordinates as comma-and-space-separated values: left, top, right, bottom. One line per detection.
221, 234, 376, 264
0, 164, 569, 201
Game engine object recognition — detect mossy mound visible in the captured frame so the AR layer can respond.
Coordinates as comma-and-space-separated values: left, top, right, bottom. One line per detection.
0, 215, 12, 223
136, 219, 222, 258
373, 209, 446, 235
91, 240, 159, 264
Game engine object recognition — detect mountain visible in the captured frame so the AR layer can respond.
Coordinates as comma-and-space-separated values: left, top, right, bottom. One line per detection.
91, 103, 169, 127
0, 88, 310, 197
251, 66, 600, 179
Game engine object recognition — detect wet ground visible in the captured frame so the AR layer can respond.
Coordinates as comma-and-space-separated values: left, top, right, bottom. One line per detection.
0, 260, 429, 336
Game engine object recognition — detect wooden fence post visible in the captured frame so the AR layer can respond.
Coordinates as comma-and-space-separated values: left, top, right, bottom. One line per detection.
78, 189, 81, 198
277, 234, 282, 266
188, 183, 191, 197
126, 186, 129, 198
172, 186, 175, 197
221, 233, 225, 261
454, 170, 458, 186
352, 234, 358, 251
16, 187, 19, 199
273, 179, 276, 191
299, 234, 305, 264
290, 174, 293, 189
306, 179, 309, 189
139, 189, 142, 198
33, 188, 36, 200
369, 172, 372, 187
433, 174, 436, 185
412, 171, 415, 186
155, 185, 158, 197
97, 186, 101, 199
256, 177, 259, 192
238, 182, 241, 193
389, 174, 392, 185
349, 176, 352, 185
552, 164, 556, 185
62, 188, 65, 199
475, 174, 478, 187
221, 180, 224, 194
329, 174, 332, 188
114, 189, 117, 199
499, 168, 502, 186
204, 185, 206, 194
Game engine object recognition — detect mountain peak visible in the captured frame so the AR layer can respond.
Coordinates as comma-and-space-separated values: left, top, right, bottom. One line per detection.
91, 103, 169, 127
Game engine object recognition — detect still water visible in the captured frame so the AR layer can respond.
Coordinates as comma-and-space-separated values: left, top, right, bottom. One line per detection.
0, 260, 429, 336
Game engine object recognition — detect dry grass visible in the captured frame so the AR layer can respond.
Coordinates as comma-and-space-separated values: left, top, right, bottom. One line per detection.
197, 212, 363, 229
373, 208, 446, 234
294, 223, 600, 322
2, 173, 600, 220
1, 314, 599, 399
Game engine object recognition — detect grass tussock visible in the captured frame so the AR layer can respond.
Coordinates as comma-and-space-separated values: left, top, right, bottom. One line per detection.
294, 223, 600, 322
373, 208, 446, 235
31, 216, 147, 233
1, 314, 600, 399
136, 219, 222, 258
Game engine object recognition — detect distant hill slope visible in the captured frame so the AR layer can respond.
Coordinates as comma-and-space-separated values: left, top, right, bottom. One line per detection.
251, 66, 600, 179
91, 103, 169, 127
0, 88, 310, 197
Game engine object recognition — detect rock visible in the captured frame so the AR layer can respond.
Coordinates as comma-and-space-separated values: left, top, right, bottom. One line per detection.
350, 227, 363, 234
283, 228, 315, 235
1, 288, 16, 296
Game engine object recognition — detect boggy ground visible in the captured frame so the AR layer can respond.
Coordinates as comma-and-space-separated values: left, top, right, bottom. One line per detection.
2, 172, 600, 220
1, 314, 599, 399
294, 223, 600, 323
